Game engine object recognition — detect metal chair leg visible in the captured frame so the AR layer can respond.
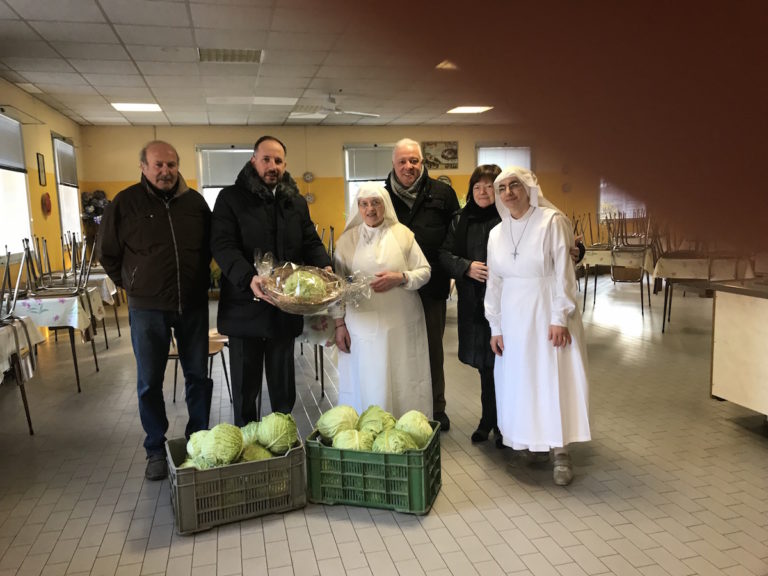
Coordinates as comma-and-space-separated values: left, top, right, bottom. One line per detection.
314, 345, 318, 380
319, 345, 325, 398
101, 317, 109, 349
12, 355, 34, 435
172, 359, 178, 402
68, 328, 81, 393
582, 265, 589, 312
219, 349, 232, 403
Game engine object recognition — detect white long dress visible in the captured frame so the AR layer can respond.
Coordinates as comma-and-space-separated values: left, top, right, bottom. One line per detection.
485, 206, 591, 451
333, 222, 433, 418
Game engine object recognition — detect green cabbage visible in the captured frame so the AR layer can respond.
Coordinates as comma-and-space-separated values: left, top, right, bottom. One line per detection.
257, 412, 298, 454
332, 429, 375, 451
179, 458, 197, 469
199, 423, 243, 467
395, 410, 433, 449
186, 430, 208, 458
283, 270, 327, 300
239, 443, 273, 462
372, 429, 418, 454
240, 421, 260, 445
357, 405, 396, 436
316, 405, 359, 441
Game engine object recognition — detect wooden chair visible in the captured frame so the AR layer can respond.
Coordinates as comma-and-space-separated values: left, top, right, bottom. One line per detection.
171, 335, 232, 404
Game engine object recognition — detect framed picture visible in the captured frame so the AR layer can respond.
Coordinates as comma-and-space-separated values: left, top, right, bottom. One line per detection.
36, 153, 46, 187
422, 141, 458, 170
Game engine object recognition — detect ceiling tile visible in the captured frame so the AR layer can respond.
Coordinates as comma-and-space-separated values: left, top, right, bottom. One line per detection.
126, 45, 198, 62
0, 19, 39, 41
29, 21, 119, 43
99, 0, 191, 26
266, 31, 338, 51
0, 57, 75, 73
153, 91, 206, 103
164, 112, 209, 125
0, 3, 18, 18
5, 0, 105, 22
52, 42, 130, 60
200, 76, 255, 90
0, 70, 27, 83
115, 25, 194, 46
136, 61, 199, 76
69, 59, 140, 75
270, 7, 348, 33
145, 75, 199, 88
84, 115, 130, 124
254, 76, 310, 89
198, 62, 262, 77
259, 63, 318, 79
252, 86, 304, 98
97, 87, 155, 100
194, 28, 267, 50
121, 111, 169, 124
262, 49, 327, 67
189, 0, 272, 5
190, 4, 271, 31
20, 71, 85, 85
83, 73, 148, 88
37, 84, 99, 96
0, 40, 58, 58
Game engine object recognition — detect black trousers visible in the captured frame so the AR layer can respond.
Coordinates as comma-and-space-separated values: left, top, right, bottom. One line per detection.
419, 293, 447, 414
228, 335, 296, 425
478, 366, 497, 432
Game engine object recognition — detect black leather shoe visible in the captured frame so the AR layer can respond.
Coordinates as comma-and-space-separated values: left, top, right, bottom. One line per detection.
145, 454, 168, 481
495, 434, 505, 449
434, 411, 451, 432
471, 428, 490, 443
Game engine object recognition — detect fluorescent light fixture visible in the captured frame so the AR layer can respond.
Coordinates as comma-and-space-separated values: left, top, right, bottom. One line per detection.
435, 60, 458, 70
111, 102, 162, 112
198, 48, 263, 63
206, 96, 298, 106
288, 112, 328, 120
15, 83, 43, 94
447, 106, 493, 114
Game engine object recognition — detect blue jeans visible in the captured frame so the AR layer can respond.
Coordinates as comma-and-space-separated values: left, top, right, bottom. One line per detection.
129, 306, 213, 457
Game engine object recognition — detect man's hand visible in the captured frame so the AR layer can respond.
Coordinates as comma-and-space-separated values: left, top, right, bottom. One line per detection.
466, 261, 489, 282
370, 271, 403, 293
548, 325, 572, 347
490, 335, 504, 356
335, 323, 351, 353
250, 275, 275, 305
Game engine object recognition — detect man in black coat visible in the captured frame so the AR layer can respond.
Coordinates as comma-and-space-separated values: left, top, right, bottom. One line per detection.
99, 140, 212, 480
384, 138, 460, 431
211, 136, 331, 425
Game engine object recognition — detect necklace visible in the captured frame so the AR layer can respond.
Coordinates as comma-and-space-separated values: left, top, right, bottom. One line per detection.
508, 207, 536, 259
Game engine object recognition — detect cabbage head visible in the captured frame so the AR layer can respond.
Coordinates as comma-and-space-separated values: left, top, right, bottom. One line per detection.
199, 423, 243, 467
372, 429, 418, 454
316, 405, 359, 441
283, 270, 327, 300
332, 429, 375, 451
186, 430, 208, 458
240, 421, 260, 445
239, 443, 273, 462
257, 412, 298, 454
179, 458, 197, 469
357, 405, 396, 436
395, 410, 433, 449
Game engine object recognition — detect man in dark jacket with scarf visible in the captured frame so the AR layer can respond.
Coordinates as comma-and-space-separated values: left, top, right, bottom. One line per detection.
385, 138, 460, 431
211, 135, 331, 425
99, 140, 213, 480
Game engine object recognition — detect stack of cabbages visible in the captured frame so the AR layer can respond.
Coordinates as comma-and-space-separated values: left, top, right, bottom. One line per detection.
180, 412, 299, 470
316, 405, 433, 454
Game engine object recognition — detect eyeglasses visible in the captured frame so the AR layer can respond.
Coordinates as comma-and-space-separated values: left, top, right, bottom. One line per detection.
497, 181, 524, 193
472, 183, 494, 193
358, 198, 383, 209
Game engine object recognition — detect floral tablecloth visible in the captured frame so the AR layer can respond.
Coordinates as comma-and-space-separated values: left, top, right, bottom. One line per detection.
15, 287, 105, 333
0, 317, 44, 377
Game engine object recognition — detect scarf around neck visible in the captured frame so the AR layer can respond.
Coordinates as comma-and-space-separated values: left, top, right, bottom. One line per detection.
454, 199, 500, 260
389, 167, 425, 209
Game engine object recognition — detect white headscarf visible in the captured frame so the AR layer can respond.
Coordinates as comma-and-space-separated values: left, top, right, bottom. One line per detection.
343, 182, 400, 234
493, 166, 560, 220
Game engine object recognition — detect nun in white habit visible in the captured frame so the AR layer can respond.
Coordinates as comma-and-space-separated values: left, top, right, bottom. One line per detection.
331, 182, 433, 418
484, 166, 591, 485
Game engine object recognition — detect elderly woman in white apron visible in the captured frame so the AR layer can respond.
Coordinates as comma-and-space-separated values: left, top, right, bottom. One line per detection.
332, 182, 433, 418
485, 166, 591, 485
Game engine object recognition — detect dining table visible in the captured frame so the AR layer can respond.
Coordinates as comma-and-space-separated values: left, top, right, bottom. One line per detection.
580, 245, 655, 314
1, 316, 45, 434
14, 286, 105, 392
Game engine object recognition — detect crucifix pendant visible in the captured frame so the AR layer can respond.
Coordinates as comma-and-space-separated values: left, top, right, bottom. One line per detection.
512, 249, 519, 260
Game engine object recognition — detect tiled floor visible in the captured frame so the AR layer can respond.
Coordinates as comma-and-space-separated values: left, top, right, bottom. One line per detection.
1, 276, 767, 576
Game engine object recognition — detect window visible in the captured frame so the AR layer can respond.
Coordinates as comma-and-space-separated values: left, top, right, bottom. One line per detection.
0, 113, 31, 256
344, 145, 393, 217
196, 146, 253, 210
53, 137, 81, 240
476, 145, 531, 170
599, 178, 645, 217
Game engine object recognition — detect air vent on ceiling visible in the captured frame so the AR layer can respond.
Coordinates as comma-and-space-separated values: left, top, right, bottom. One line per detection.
198, 48, 264, 63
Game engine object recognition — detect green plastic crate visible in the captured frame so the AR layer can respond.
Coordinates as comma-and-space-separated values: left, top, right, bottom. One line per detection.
165, 438, 306, 535
305, 421, 441, 514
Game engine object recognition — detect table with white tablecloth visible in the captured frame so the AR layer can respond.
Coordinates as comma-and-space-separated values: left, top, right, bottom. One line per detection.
580, 246, 655, 314
1, 316, 45, 435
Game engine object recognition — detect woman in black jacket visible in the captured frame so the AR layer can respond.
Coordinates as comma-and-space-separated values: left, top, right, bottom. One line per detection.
438, 165, 503, 444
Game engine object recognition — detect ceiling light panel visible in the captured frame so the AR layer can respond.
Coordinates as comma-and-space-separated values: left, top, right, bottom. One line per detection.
111, 102, 162, 112
447, 106, 493, 114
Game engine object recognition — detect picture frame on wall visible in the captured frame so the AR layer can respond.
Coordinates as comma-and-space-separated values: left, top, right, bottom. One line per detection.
37, 153, 46, 187
422, 141, 458, 170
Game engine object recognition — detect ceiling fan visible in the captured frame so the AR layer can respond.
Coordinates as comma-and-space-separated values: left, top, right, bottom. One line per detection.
320, 94, 380, 118
288, 94, 380, 120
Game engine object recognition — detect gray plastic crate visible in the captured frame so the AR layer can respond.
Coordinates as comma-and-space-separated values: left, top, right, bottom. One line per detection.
166, 438, 306, 535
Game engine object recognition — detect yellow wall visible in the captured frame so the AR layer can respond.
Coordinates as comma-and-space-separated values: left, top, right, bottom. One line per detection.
78, 124, 600, 240
1, 79, 83, 268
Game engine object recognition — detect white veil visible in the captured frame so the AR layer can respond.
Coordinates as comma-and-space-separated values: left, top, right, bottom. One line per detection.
342, 182, 400, 234
493, 166, 560, 220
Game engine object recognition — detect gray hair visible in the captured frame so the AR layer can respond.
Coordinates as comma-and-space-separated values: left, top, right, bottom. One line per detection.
392, 138, 422, 161
140, 140, 179, 165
